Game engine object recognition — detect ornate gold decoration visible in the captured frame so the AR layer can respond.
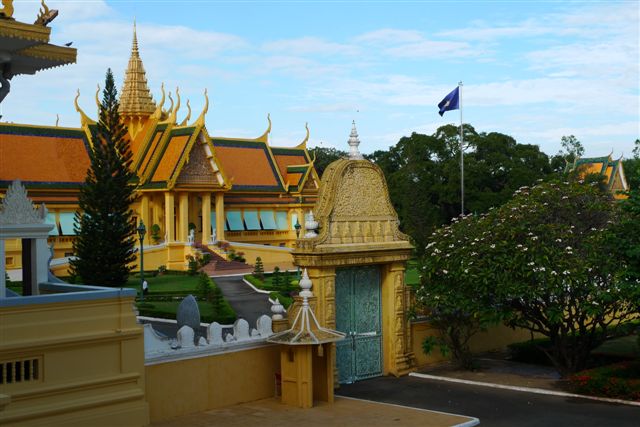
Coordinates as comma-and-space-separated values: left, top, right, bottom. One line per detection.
34, 0, 57, 26
0, 0, 14, 19
295, 122, 310, 149
256, 113, 271, 142
74, 89, 96, 126
175, 140, 217, 185
119, 22, 155, 117
179, 99, 191, 126
151, 83, 165, 119
193, 88, 209, 127
169, 87, 180, 124
95, 84, 101, 109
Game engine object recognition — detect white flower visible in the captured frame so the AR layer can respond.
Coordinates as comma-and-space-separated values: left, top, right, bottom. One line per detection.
490, 244, 496, 249
556, 239, 562, 243
532, 236, 538, 241
464, 269, 469, 273
562, 270, 570, 275
551, 271, 558, 276
471, 252, 478, 256
442, 270, 448, 275
565, 246, 573, 251
517, 244, 523, 248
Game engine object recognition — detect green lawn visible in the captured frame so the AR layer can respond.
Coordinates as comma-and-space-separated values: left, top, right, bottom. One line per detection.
137, 299, 236, 324
245, 274, 295, 308
125, 272, 200, 294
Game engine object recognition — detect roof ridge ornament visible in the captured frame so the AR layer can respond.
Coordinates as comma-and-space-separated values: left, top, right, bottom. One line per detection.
348, 120, 363, 160
151, 82, 165, 119
295, 122, 310, 149
169, 87, 180, 124
193, 88, 209, 127
74, 89, 96, 126
257, 113, 272, 142
180, 99, 191, 126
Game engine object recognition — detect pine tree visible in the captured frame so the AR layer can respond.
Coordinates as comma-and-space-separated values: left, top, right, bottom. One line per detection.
253, 257, 264, 281
272, 266, 282, 289
70, 69, 137, 286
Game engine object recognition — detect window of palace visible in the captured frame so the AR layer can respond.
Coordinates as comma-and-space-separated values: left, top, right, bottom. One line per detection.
259, 210, 277, 230
275, 211, 288, 230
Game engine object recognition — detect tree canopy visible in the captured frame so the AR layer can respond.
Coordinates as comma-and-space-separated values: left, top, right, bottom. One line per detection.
70, 69, 137, 286
370, 124, 552, 255
417, 178, 639, 375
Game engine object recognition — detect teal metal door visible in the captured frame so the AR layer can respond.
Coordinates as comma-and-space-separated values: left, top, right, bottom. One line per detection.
335, 266, 382, 384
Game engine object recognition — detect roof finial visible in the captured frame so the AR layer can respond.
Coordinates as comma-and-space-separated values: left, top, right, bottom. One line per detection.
348, 120, 363, 160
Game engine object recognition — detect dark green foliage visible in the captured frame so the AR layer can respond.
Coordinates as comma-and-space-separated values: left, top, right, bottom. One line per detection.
372, 124, 552, 256
419, 179, 640, 376
196, 272, 212, 301
272, 266, 282, 289
253, 257, 264, 280
612, 187, 640, 286
309, 146, 347, 178
210, 281, 225, 317
70, 69, 136, 286
568, 361, 640, 401
624, 139, 640, 190
283, 270, 292, 291
150, 224, 161, 244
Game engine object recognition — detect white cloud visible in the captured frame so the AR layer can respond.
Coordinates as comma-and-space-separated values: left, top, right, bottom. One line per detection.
264, 37, 357, 56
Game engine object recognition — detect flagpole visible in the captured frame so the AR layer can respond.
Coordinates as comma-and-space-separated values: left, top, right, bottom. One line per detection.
459, 81, 464, 215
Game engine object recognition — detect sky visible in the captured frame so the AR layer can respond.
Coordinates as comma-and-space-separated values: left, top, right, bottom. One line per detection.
6, 0, 639, 157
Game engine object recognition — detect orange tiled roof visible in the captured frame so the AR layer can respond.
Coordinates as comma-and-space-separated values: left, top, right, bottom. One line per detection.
138, 126, 166, 177
151, 134, 190, 182
212, 139, 282, 191
0, 124, 90, 185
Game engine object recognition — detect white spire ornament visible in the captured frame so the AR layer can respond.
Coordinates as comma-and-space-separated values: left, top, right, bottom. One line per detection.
347, 120, 363, 160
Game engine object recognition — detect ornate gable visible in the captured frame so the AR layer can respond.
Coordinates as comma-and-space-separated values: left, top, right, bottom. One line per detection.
296, 158, 412, 252
175, 139, 223, 187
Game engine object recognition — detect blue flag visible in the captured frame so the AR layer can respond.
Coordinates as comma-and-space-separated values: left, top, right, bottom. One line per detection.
438, 86, 459, 116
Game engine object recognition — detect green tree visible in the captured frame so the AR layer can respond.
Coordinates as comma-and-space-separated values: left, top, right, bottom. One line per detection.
372, 125, 551, 255
253, 257, 264, 281
210, 281, 224, 317
309, 146, 347, 178
622, 139, 640, 190
70, 69, 136, 286
612, 187, 640, 285
550, 135, 585, 173
272, 266, 282, 289
196, 272, 212, 301
420, 179, 639, 376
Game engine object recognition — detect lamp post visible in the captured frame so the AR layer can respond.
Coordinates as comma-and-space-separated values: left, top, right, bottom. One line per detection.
294, 217, 301, 280
137, 220, 146, 301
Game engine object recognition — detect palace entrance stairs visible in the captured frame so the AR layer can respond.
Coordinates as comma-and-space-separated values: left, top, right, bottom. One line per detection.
194, 243, 253, 276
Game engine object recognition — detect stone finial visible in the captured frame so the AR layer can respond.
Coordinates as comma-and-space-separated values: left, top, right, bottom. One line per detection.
299, 269, 312, 299
304, 211, 318, 238
348, 120, 363, 160
271, 298, 285, 321
0, 180, 46, 225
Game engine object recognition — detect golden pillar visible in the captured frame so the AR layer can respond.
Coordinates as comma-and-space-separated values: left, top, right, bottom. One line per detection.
178, 193, 189, 242
164, 192, 175, 242
201, 193, 211, 244
214, 192, 225, 242
140, 194, 150, 245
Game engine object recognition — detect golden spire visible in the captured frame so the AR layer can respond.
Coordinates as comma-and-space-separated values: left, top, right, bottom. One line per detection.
119, 21, 155, 116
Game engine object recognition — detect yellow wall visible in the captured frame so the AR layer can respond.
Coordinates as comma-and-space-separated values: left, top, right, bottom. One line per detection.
411, 320, 534, 367
145, 344, 280, 423
0, 291, 148, 426
229, 243, 294, 271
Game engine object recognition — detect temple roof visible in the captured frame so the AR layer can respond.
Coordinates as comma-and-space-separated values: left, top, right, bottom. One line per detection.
211, 138, 284, 192
569, 154, 629, 198
0, 123, 90, 188
119, 23, 155, 116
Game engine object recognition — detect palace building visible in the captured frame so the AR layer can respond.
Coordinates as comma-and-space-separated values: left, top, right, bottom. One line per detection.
0, 26, 320, 272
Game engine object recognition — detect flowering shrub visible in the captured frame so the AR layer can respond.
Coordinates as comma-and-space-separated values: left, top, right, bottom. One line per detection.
417, 178, 640, 375
568, 361, 640, 401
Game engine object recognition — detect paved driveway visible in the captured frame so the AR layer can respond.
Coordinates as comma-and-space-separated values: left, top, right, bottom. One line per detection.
337, 376, 639, 427
213, 275, 272, 326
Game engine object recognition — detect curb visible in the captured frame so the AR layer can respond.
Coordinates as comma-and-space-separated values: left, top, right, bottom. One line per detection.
409, 372, 640, 407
